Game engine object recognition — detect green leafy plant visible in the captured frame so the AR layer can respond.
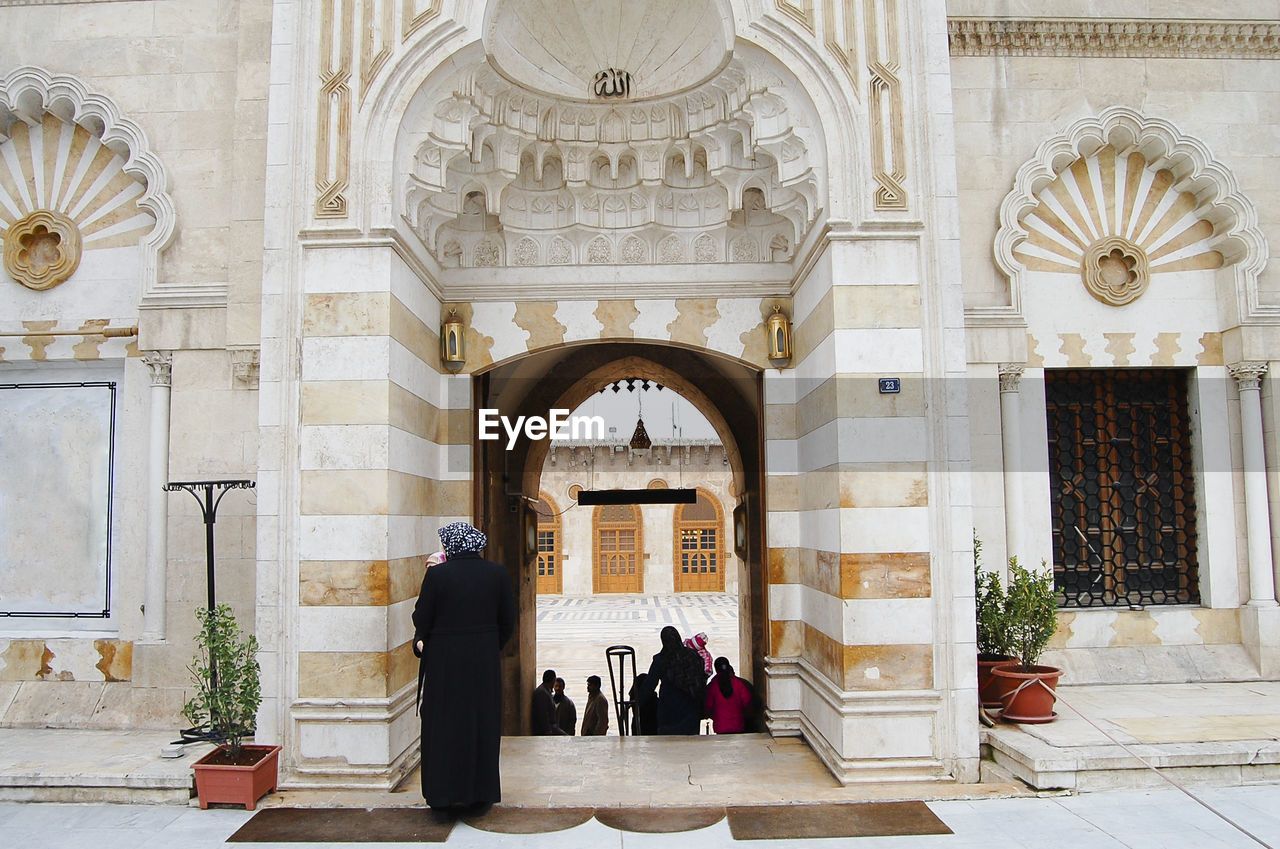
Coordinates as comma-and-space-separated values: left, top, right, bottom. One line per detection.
973, 533, 1010, 658
1003, 557, 1058, 669
183, 604, 261, 757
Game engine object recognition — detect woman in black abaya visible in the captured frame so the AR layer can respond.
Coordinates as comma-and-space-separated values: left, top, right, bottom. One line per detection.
413, 523, 516, 817
638, 625, 707, 735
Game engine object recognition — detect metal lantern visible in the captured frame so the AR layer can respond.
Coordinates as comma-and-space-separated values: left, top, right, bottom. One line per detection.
766, 305, 792, 367
441, 309, 466, 372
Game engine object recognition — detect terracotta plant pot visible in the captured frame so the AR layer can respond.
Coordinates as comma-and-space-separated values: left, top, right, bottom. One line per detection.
977, 654, 1016, 708
192, 744, 281, 810
991, 665, 1061, 723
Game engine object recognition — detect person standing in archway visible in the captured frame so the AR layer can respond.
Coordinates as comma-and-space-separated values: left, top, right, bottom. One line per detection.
413, 523, 516, 819
637, 626, 706, 735
705, 656, 757, 734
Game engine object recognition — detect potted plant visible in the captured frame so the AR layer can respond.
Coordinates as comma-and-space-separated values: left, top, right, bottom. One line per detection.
184, 603, 280, 810
990, 558, 1061, 723
974, 534, 1015, 708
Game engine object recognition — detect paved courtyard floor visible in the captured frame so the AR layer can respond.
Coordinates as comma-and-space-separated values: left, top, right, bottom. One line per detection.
0, 784, 1275, 847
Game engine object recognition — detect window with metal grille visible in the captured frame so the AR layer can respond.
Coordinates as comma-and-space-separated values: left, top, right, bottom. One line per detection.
1046, 369, 1200, 608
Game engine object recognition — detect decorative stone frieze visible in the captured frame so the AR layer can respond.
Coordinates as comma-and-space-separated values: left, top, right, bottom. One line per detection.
3, 210, 81, 291
949, 17, 1280, 58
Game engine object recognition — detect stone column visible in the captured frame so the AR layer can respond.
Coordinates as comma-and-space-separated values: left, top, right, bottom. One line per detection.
998, 364, 1025, 565
1230, 362, 1278, 606
140, 351, 173, 642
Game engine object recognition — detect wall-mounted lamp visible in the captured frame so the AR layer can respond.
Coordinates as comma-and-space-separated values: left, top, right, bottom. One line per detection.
441, 308, 466, 372
766, 305, 792, 367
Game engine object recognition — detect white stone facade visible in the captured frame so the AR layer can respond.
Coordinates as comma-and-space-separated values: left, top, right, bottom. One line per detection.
0, 0, 1276, 793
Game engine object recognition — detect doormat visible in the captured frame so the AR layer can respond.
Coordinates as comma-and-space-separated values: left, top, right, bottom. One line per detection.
462, 806, 595, 833
594, 806, 726, 833
226, 808, 453, 843
726, 801, 952, 840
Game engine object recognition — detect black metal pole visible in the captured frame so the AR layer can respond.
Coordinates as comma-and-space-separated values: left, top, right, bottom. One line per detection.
166, 479, 254, 746
202, 484, 217, 612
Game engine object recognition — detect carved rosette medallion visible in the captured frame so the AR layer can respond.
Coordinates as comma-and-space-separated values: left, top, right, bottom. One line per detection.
1082, 236, 1149, 306
3, 209, 82, 291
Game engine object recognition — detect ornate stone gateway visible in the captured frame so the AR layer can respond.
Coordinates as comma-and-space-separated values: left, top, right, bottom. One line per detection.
258, 0, 976, 790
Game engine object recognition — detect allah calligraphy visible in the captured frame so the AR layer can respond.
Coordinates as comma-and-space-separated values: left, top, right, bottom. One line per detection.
592, 68, 632, 98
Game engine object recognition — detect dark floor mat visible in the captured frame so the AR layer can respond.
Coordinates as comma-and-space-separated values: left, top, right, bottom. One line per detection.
226, 808, 453, 843
461, 805, 595, 834
726, 801, 952, 840
594, 806, 726, 833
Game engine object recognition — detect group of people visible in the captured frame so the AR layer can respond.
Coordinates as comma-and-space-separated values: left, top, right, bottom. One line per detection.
410, 521, 761, 821
629, 625, 760, 736
530, 668, 609, 736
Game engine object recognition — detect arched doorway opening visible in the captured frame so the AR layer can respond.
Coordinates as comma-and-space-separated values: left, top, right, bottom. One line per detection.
472, 341, 767, 735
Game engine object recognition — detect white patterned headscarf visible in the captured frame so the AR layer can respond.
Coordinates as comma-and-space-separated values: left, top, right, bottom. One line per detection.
438, 522, 487, 558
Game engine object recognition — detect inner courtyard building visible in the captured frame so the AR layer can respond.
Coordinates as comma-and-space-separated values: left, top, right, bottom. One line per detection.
1, 0, 1279, 793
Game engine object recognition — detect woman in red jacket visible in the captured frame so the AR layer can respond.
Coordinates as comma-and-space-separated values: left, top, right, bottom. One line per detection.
704, 656, 756, 734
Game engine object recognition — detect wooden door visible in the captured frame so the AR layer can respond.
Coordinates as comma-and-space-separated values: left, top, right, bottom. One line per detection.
594, 503, 643, 593
535, 495, 561, 594
674, 490, 724, 592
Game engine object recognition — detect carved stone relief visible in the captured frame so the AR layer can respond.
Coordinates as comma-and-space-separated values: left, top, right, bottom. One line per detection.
316, 0, 354, 218
1082, 237, 1149, 306
1010, 142, 1224, 305
866, 0, 907, 211
0, 110, 157, 292
402, 59, 816, 268
3, 210, 81, 291
229, 348, 260, 389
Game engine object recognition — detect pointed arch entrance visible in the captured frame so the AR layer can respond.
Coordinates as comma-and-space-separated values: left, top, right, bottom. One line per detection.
472, 341, 767, 735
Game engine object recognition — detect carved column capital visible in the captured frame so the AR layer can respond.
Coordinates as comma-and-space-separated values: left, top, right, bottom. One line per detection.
998, 363, 1025, 394
141, 350, 173, 386
230, 347, 260, 389
1229, 361, 1268, 392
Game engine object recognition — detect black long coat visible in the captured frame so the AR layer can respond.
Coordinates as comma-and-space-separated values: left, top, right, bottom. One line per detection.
412, 552, 516, 808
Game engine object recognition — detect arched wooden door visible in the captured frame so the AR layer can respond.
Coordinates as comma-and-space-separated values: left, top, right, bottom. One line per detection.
674, 489, 724, 592
535, 493, 562, 594
593, 502, 643, 593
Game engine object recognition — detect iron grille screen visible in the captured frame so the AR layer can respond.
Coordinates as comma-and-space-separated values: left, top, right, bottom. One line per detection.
1046, 369, 1200, 608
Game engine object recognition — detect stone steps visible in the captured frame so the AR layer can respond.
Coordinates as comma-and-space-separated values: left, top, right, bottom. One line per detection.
983, 729, 1280, 792
0, 728, 206, 804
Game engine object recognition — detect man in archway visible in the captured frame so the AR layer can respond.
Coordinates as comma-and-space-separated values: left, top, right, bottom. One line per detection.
532, 668, 561, 735
553, 676, 576, 735
581, 675, 609, 736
